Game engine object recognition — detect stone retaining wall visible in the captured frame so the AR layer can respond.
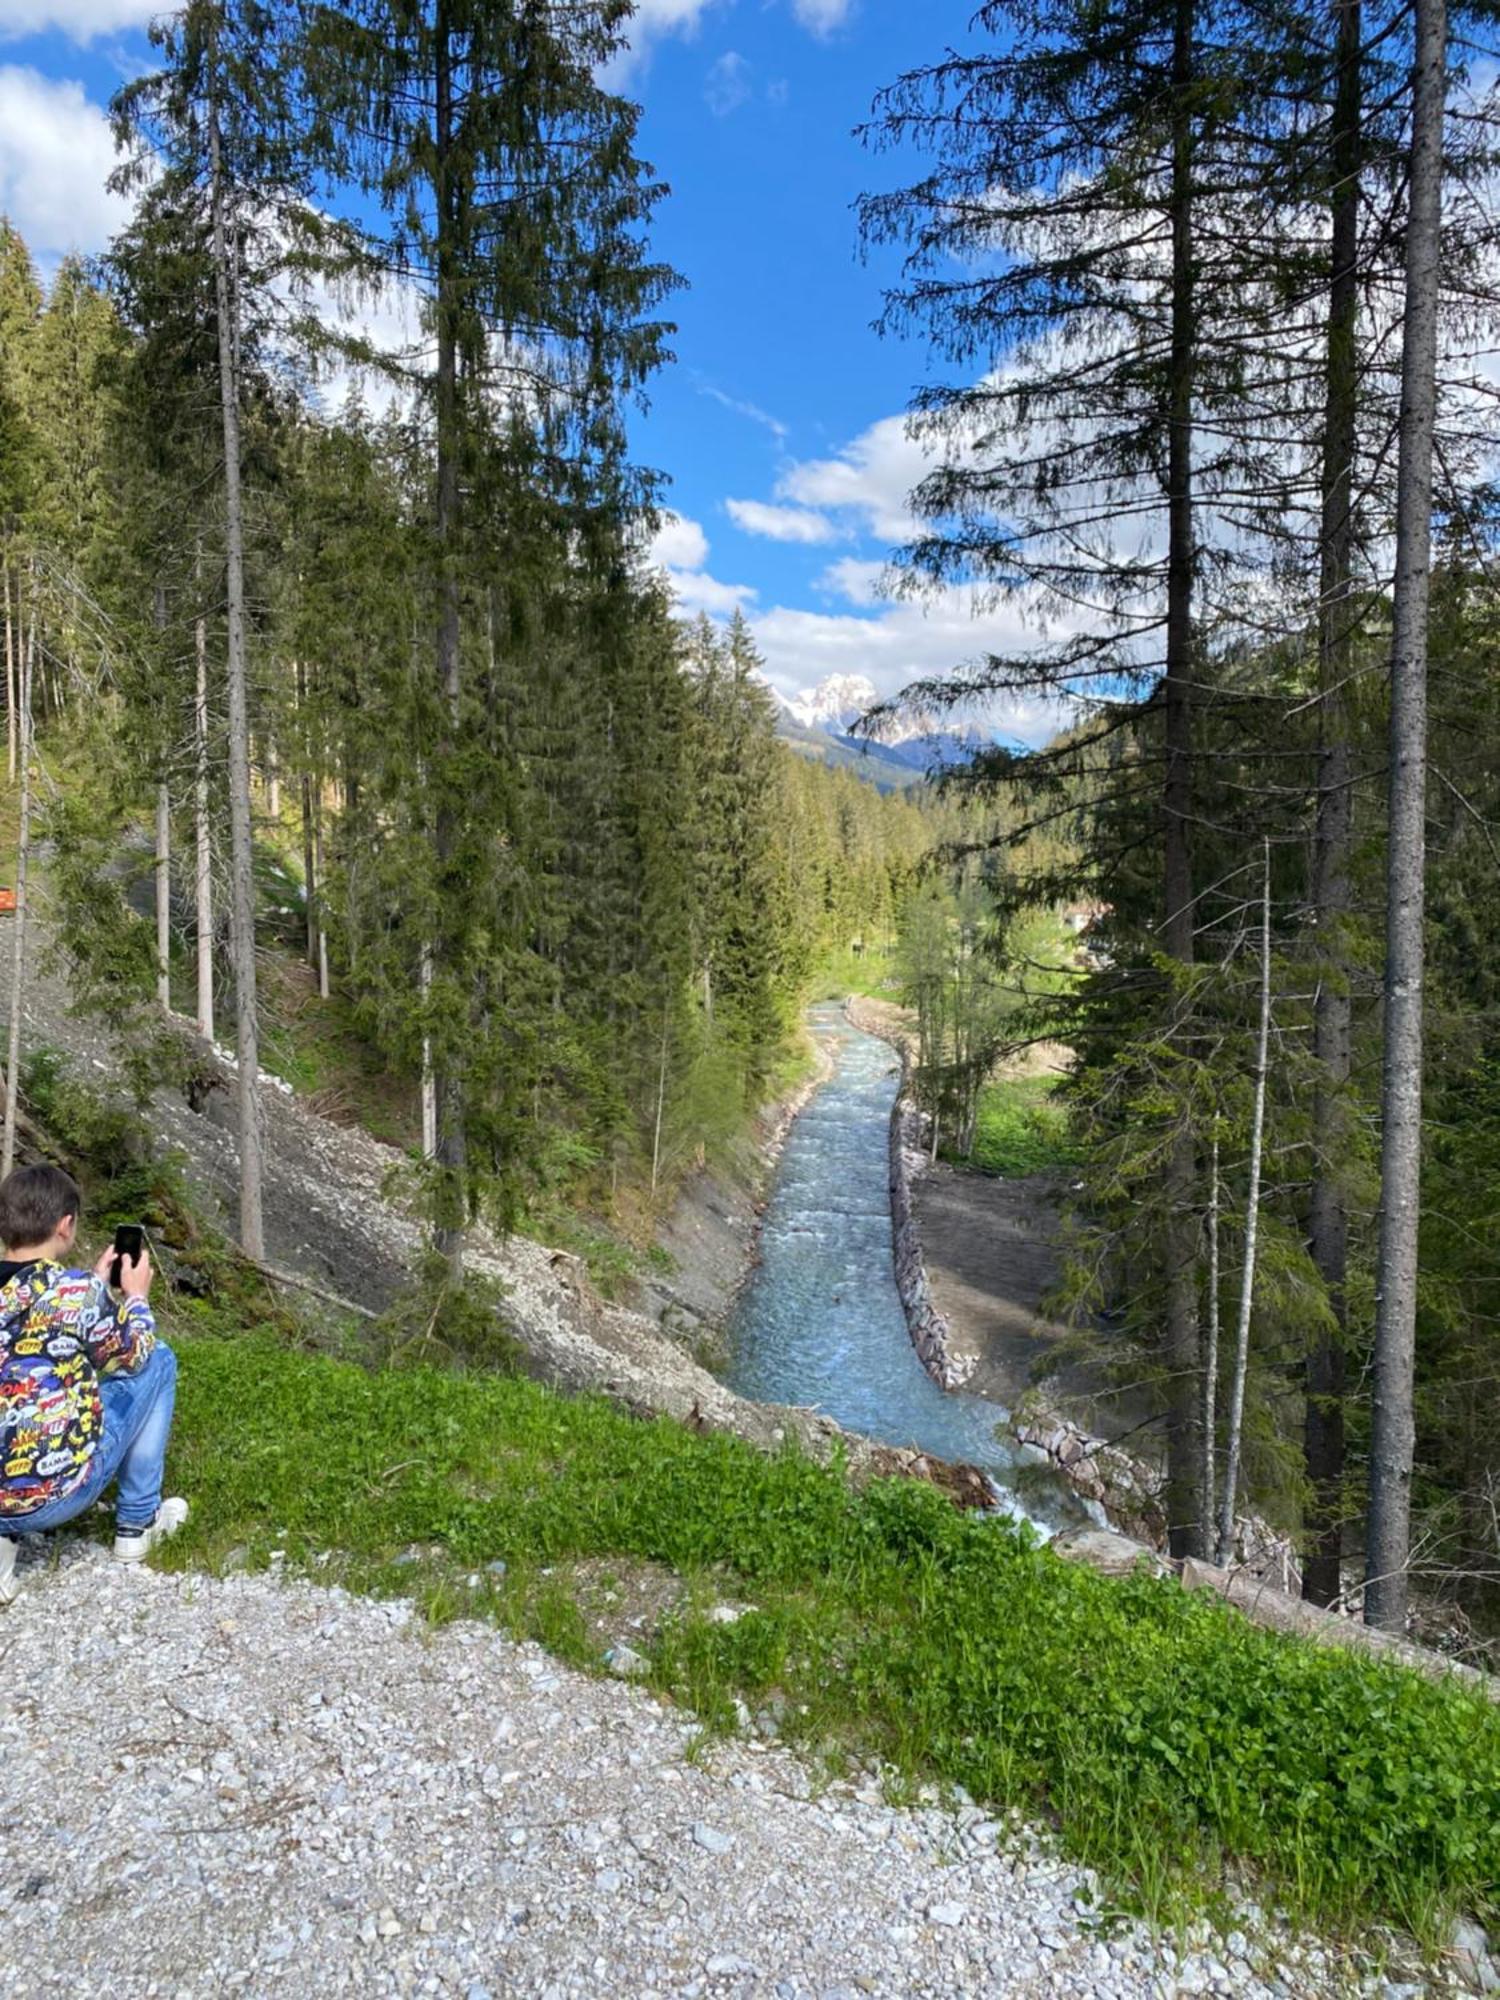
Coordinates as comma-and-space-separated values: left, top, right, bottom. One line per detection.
844, 995, 973, 1392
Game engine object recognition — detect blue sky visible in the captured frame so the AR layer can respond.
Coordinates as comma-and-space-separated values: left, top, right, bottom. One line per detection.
0, 0, 1054, 733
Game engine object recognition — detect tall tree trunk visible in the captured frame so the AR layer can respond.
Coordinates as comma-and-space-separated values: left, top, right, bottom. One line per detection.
1304, 0, 1363, 1608
650, 1004, 670, 1195
194, 599, 215, 1044
420, 945, 437, 1160
152, 582, 172, 1015
1202, 1134, 1220, 1536
1162, 0, 1205, 1559
314, 815, 330, 1001
430, 5, 468, 1278
209, 65, 264, 1259
4, 561, 15, 786
1, 588, 35, 1180
155, 782, 172, 1012
1217, 841, 1273, 1566
1366, 0, 1445, 1634
296, 659, 320, 972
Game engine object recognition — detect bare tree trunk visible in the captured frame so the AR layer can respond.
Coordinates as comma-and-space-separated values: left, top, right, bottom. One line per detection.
314, 815, 330, 1001
431, 7, 467, 1279
1, 590, 36, 1180
1217, 841, 1273, 1566
420, 946, 437, 1160
650, 1004, 669, 1195
194, 601, 215, 1044
4, 562, 15, 787
301, 778, 319, 967
1202, 1135, 1220, 1539
1161, 0, 1205, 1559
210, 68, 264, 1260
155, 782, 172, 1013
1304, 0, 1362, 1611
1366, 0, 1445, 1634
296, 659, 320, 973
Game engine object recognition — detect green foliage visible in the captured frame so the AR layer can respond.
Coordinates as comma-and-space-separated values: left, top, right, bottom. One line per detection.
369, 1250, 524, 1376
964, 1075, 1078, 1177
18, 1044, 189, 1234
107, 1324, 1500, 1938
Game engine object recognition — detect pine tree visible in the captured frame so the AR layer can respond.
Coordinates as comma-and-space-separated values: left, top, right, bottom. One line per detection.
0, 220, 41, 784
857, 0, 1290, 1555
305, 0, 675, 1266
1365, 0, 1447, 1634
111, 0, 323, 1257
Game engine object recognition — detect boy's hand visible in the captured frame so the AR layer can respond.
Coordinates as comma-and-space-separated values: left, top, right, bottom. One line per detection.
119, 1247, 152, 1300
93, 1245, 117, 1287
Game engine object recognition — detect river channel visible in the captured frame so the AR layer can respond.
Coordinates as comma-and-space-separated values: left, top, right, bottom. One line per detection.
727, 1005, 1086, 1535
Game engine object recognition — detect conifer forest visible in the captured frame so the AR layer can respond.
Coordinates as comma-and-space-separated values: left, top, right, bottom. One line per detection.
4, 0, 1500, 1668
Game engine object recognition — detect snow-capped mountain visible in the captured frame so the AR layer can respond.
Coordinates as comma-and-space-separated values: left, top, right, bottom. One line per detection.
772, 674, 988, 791
787, 674, 880, 734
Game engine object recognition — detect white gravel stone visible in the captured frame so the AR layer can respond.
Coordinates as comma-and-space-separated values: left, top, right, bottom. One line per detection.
0, 1546, 1371, 1998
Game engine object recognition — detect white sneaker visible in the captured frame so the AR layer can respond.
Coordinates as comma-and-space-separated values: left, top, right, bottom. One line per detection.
113, 1498, 190, 1565
0, 1536, 18, 1606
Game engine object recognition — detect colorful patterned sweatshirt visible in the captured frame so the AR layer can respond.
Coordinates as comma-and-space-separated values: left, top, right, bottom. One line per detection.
0, 1259, 157, 1520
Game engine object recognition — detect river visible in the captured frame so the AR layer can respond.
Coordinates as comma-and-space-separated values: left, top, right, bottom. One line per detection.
727, 1005, 1087, 1534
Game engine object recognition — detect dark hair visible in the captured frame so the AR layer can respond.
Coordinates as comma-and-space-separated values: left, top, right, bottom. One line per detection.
0, 1164, 82, 1249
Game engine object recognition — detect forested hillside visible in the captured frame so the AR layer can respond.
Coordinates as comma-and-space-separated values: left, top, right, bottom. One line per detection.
861, 0, 1500, 1644
0, 196, 942, 1247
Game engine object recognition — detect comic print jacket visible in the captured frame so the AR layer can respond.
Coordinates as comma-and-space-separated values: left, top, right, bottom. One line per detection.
0, 1259, 156, 1519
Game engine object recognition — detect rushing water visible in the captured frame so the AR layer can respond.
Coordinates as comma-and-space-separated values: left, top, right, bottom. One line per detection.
727, 1004, 1087, 1535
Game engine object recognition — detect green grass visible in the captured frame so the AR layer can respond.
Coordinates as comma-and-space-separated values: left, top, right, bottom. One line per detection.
806, 939, 898, 1002
114, 1319, 1500, 1944
963, 1075, 1079, 1177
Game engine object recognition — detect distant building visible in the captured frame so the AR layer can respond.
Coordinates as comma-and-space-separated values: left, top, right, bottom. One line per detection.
1061, 901, 1109, 937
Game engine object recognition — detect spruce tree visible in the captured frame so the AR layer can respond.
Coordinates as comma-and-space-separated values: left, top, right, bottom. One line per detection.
304, 0, 675, 1266
112, 0, 324, 1257
858, 0, 1286, 1555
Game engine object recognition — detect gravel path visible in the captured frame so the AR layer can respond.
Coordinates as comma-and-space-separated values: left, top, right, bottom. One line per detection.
0, 1545, 1385, 2000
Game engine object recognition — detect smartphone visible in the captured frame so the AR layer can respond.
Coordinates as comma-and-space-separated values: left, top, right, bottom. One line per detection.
110, 1224, 146, 1291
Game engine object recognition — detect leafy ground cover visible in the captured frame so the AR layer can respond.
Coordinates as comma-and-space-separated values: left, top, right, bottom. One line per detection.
962, 1075, 1079, 1177
115, 1316, 1500, 1947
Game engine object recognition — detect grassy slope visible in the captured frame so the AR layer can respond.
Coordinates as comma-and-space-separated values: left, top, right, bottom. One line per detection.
116, 1311, 1498, 1946
962, 1074, 1079, 1177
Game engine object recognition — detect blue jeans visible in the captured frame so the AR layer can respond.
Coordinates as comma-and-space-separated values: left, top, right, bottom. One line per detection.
5, 1344, 178, 1536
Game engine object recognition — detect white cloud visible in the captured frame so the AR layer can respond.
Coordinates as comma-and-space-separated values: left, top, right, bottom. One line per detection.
671, 568, 759, 616
751, 585, 1070, 748
789, 0, 853, 34
0, 67, 130, 259
605, 0, 722, 81
646, 511, 757, 615
704, 49, 751, 117
644, 506, 1064, 747
0, 0, 151, 40
634, 0, 718, 29
816, 557, 888, 605
777, 412, 931, 545
697, 381, 788, 443
650, 510, 711, 572
727, 497, 840, 545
